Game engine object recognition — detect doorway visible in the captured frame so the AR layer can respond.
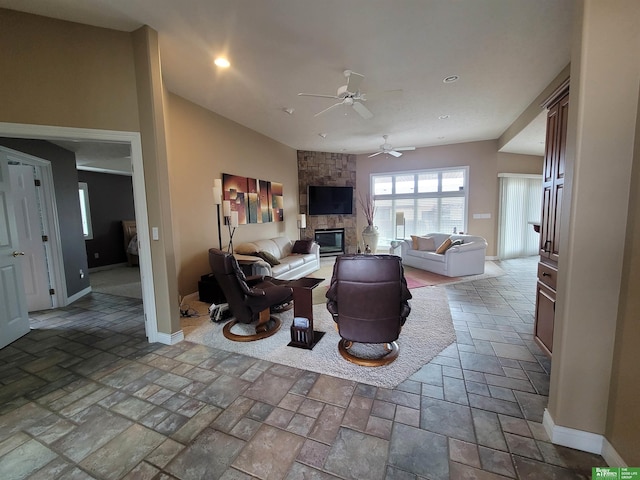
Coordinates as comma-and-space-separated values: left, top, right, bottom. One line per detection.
0, 122, 159, 343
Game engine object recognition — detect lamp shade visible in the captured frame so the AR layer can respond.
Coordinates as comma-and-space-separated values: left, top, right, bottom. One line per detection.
396, 211, 405, 225
297, 214, 306, 229
212, 186, 222, 205
230, 211, 239, 227
223, 200, 231, 217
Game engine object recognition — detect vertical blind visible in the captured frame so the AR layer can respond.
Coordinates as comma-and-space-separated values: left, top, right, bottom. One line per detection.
497, 174, 542, 259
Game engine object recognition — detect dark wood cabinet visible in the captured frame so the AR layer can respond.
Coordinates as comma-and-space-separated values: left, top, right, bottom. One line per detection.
535, 88, 569, 357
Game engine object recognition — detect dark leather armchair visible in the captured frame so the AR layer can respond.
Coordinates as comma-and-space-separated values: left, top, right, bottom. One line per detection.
209, 248, 293, 341
326, 254, 412, 366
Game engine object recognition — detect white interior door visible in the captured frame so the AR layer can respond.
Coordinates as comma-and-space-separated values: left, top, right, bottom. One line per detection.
0, 155, 30, 349
9, 164, 52, 311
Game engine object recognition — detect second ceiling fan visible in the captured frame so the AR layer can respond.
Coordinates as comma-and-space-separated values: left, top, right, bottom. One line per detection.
368, 135, 416, 157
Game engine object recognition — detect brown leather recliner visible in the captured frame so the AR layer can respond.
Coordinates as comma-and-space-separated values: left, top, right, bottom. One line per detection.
326, 254, 412, 366
209, 248, 293, 341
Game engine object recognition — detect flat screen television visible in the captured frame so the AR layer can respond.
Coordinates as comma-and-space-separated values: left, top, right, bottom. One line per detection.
308, 185, 354, 216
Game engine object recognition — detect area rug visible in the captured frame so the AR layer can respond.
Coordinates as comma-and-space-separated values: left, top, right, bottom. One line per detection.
310, 259, 505, 304
184, 285, 455, 389
403, 260, 506, 289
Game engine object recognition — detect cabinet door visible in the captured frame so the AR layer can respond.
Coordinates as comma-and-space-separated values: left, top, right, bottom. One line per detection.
535, 281, 555, 356
539, 102, 559, 258
549, 92, 569, 263
539, 184, 553, 258
550, 182, 563, 263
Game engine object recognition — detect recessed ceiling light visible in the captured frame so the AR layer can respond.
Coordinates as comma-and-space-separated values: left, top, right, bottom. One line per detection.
438, 114, 450, 120
443, 75, 459, 83
318, 133, 327, 139
214, 57, 230, 68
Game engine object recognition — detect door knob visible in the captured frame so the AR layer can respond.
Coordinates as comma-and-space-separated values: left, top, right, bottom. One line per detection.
12, 251, 25, 257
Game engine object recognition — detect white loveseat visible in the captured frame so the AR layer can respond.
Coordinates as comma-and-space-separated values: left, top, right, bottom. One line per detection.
234, 236, 320, 280
397, 233, 487, 277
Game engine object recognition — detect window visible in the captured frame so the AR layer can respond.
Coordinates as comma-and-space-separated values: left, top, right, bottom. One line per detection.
78, 182, 93, 240
371, 167, 468, 247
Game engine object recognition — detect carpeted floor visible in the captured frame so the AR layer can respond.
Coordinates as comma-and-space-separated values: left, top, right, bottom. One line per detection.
183, 285, 455, 389
309, 257, 505, 304
89, 265, 142, 299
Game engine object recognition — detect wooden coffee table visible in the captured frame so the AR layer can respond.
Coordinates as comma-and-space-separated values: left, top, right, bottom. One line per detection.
286, 277, 325, 349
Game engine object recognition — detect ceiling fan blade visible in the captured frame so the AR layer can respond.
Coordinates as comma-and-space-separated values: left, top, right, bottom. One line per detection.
389, 150, 403, 158
298, 93, 339, 99
352, 101, 373, 119
395, 147, 416, 151
368, 151, 383, 158
346, 71, 364, 93
314, 102, 343, 117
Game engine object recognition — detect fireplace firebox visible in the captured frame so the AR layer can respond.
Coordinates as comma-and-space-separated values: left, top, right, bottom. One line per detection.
314, 228, 345, 257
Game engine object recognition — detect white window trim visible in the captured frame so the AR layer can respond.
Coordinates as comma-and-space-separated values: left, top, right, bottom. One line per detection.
370, 166, 469, 242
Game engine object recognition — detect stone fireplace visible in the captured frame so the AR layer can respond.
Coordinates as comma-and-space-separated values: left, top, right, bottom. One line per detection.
297, 151, 358, 253
314, 228, 345, 256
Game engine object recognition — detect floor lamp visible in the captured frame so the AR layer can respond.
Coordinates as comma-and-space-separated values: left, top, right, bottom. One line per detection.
297, 214, 306, 240
223, 200, 238, 253
213, 179, 223, 250
396, 211, 405, 239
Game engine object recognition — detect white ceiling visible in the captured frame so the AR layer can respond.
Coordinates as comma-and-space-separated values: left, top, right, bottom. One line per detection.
1, 0, 574, 159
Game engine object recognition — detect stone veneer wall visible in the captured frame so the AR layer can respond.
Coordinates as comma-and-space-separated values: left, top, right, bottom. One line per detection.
297, 151, 359, 253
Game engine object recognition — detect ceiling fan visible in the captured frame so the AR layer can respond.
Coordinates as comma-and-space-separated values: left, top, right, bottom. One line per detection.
298, 70, 373, 119
368, 135, 416, 157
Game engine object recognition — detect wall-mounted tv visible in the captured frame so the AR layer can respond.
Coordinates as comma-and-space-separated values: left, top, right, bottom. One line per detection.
308, 185, 354, 216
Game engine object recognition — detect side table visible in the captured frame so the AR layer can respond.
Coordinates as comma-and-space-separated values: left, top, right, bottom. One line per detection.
286, 277, 325, 349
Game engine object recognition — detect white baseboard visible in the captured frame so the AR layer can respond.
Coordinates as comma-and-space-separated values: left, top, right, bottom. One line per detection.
156, 329, 184, 345
602, 438, 628, 467
543, 409, 627, 465
67, 286, 92, 305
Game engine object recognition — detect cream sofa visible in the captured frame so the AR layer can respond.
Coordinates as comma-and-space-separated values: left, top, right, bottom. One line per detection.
234, 236, 320, 280
397, 233, 487, 277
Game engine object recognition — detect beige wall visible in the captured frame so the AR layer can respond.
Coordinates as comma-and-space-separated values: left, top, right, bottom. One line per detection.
0, 9, 180, 337
132, 26, 180, 337
356, 140, 542, 257
0, 9, 139, 132
166, 93, 298, 296
606, 85, 640, 464
548, 0, 640, 458
496, 152, 543, 175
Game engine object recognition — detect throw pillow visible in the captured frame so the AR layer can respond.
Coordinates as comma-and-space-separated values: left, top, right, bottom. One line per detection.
257, 251, 280, 266
292, 239, 313, 254
435, 237, 453, 254
410, 235, 420, 250
416, 236, 436, 251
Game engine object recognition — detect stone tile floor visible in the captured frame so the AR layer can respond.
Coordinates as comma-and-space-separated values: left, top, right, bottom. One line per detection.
0, 256, 606, 479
